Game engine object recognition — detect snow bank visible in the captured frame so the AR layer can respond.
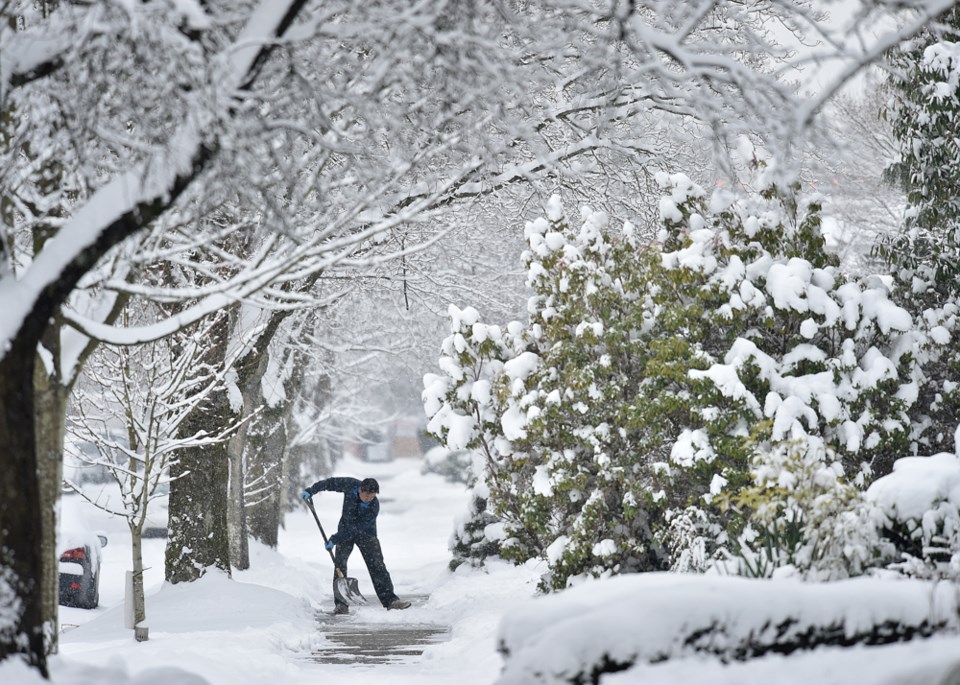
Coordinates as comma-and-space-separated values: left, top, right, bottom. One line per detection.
496, 573, 960, 685
0, 659, 211, 685
55, 570, 314, 685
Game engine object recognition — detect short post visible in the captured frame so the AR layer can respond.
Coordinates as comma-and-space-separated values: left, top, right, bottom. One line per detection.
134, 624, 149, 642
123, 571, 135, 629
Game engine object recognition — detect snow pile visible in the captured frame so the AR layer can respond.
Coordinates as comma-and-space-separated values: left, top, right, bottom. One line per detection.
496, 573, 960, 685
0, 659, 211, 685
48, 569, 314, 685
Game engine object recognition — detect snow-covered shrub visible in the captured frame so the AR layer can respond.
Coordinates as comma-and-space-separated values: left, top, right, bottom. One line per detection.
867, 444, 960, 580
641, 173, 918, 580
658, 505, 720, 574
880, 13, 960, 458
900, 304, 960, 464
882, 13, 960, 304
426, 175, 925, 590
449, 482, 505, 570
719, 440, 881, 580
422, 308, 522, 569
420, 446, 477, 485
426, 209, 670, 586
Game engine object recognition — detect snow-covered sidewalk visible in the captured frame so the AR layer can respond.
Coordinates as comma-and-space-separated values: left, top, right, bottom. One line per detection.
1, 455, 540, 685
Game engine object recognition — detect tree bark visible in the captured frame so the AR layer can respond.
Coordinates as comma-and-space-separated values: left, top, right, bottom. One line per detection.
227, 431, 250, 571
165, 418, 233, 583
165, 315, 233, 583
226, 327, 262, 571
129, 523, 146, 626
246, 404, 287, 548
232, 353, 286, 553
0, 338, 49, 676
32, 349, 66, 655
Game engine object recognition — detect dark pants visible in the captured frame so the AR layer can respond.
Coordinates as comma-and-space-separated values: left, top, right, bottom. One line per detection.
334, 535, 397, 608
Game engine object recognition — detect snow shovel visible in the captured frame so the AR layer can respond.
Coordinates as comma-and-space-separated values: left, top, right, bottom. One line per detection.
304, 499, 367, 606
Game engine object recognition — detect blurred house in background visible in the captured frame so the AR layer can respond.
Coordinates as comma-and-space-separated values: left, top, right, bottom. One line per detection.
344, 415, 432, 462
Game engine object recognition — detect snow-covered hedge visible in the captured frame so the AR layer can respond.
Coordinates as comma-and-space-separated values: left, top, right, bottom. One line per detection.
867, 445, 960, 580
495, 573, 960, 685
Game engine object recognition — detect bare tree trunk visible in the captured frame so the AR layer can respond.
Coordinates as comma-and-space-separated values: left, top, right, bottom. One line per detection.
0, 339, 49, 677
165, 314, 233, 583
2, 95, 56, 667
246, 405, 287, 548
277, 401, 300, 533
229, 315, 288, 556
166, 419, 233, 583
225, 322, 266, 571
33, 357, 66, 656
129, 523, 146, 626
227, 431, 250, 571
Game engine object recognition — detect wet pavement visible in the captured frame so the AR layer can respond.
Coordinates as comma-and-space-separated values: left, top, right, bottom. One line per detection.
307, 594, 451, 665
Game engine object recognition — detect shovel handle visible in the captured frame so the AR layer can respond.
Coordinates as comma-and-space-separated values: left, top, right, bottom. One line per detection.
304, 498, 342, 570
304, 499, 368, 606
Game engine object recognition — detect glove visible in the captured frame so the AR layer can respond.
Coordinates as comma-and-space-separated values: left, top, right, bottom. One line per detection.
325, 532, 340, 550
300, 489, 312, 502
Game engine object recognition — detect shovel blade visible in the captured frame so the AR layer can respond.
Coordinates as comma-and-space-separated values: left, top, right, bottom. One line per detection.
334, 575, 368, 606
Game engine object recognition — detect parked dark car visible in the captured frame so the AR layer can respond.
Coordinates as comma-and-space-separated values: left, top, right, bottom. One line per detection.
58, 532, 107, 610
59, 492, 110, 609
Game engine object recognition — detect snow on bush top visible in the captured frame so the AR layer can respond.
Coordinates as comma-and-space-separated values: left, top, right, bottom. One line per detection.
868, 452, 960, 522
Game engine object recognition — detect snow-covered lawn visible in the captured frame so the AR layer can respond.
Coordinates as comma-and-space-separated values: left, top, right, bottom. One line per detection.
4, 454, 960, 685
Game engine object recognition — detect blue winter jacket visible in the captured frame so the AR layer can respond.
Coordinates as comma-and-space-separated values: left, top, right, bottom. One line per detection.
305, 476, 378, 544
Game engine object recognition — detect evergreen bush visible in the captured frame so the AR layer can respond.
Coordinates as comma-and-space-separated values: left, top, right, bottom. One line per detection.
427, 173, 927, 588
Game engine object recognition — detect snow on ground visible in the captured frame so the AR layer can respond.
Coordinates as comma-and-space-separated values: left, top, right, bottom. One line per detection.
2, 454, 543, 685
5, 453, 960, 685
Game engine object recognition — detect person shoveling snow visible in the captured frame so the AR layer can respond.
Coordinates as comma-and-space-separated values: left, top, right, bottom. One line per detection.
301, 476, 411, 615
